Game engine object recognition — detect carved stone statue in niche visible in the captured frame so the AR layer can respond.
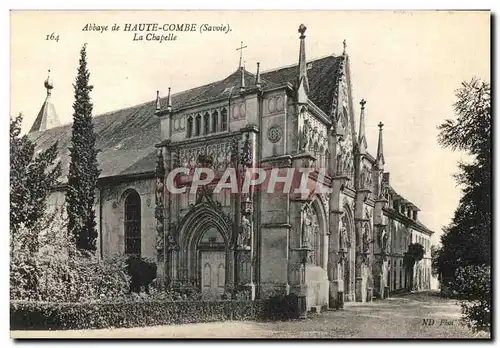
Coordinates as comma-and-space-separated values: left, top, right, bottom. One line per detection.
241, 133, 253, 167
238, 214, 252, 250
381, 229, 389, 254
362, 223, 370, 254
155, 177, 164, 206
301, 204, 313, 248
155, 229, 164, 251
300, 119, 311, 152
340, 214, 350, 250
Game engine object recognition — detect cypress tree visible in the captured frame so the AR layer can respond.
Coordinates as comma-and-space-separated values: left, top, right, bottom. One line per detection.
67, 44, 101, 251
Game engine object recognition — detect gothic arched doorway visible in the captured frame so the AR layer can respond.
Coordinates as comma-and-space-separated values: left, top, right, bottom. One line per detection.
177, 202, 232, 300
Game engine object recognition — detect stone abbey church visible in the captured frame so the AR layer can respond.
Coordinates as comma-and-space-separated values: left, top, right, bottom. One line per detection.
28, 24, 433, 309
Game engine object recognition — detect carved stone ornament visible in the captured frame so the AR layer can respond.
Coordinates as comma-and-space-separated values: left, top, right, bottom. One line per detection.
267, 125, 283, 143
155, 148, 166, 255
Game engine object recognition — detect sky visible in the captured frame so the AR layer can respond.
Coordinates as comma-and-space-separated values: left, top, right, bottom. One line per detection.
10, 10, 490, 245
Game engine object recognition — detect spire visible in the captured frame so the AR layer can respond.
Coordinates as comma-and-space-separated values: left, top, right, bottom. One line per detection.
376, 121, 385, 169
29, 69, 61, 133
155, 90, 161, 112
296, 23, 309, 104
240, 66, 246, 92
357, 99, 367, 154
343, 39, 347, 56
255, 62, 261, 88
166, 87, 172, 112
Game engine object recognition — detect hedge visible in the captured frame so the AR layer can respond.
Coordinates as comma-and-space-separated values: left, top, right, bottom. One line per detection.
11, 299, 268, 330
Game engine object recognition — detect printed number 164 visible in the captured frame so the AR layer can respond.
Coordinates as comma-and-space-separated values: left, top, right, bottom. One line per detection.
46, 33, 59, 42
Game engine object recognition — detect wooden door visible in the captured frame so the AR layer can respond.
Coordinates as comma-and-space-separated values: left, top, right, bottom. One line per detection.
200, 251, 226, 299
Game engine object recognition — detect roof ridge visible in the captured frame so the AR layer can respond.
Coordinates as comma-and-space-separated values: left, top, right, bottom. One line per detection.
260, 53, 338, 75
96, 69, 248, 120
36, 55, 340, 131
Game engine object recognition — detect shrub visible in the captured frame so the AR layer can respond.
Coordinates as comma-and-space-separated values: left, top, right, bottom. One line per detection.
263, 294, 299, 320
10, 299, 266, 330
125, 255, 157, 294
452, 265, 491, 332
10, 210, 130, 303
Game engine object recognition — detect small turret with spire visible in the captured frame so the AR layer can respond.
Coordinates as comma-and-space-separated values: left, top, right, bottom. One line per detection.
166, 87, 172, 113
357, 99, 367, 155
155, 87, 174, 117
255, 62, 261, 88
155, 90, 161, 112
376, 121, 385, 170
296, 23, 309, 104
29, 69, 61, 133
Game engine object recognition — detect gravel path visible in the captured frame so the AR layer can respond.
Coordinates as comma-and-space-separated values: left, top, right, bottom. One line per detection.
11, 291, 490, 339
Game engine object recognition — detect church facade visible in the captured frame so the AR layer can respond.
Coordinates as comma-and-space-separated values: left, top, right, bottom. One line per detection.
28, 24, 433, 309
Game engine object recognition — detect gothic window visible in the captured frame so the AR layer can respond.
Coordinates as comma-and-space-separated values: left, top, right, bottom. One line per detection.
124, 190, 141, 256
203, 112, 210, 135
221, 108, 228, 131
212, 110, 219, 133
187, 116, 193, 138
195, 114, 201, 136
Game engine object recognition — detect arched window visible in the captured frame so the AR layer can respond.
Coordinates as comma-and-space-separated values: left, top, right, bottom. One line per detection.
221, 108, 228, 131
195, 114, 201, 136
124, 190, 141, 256
203, 112, 210, 135
187, 117, 193, 138
212, 110, 219, 133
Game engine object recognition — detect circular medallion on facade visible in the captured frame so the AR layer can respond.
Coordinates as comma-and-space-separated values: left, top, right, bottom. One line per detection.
268, 125, 283, 143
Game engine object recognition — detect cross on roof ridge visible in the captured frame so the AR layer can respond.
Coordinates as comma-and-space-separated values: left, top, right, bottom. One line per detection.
236, 41, 248, 69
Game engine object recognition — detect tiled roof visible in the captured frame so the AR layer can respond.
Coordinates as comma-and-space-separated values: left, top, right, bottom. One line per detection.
262, 55, 342, 116
28, 55, 342, 183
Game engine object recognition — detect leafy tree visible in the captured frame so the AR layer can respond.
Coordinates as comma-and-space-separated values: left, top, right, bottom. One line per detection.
10, 113, 61, 236
454, 265, 491, 332
434, 78, 491, 279
66, 44, 101, 251
10, 113, 61, 299
403, 243, 424, 291
434, 78, 491, 332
